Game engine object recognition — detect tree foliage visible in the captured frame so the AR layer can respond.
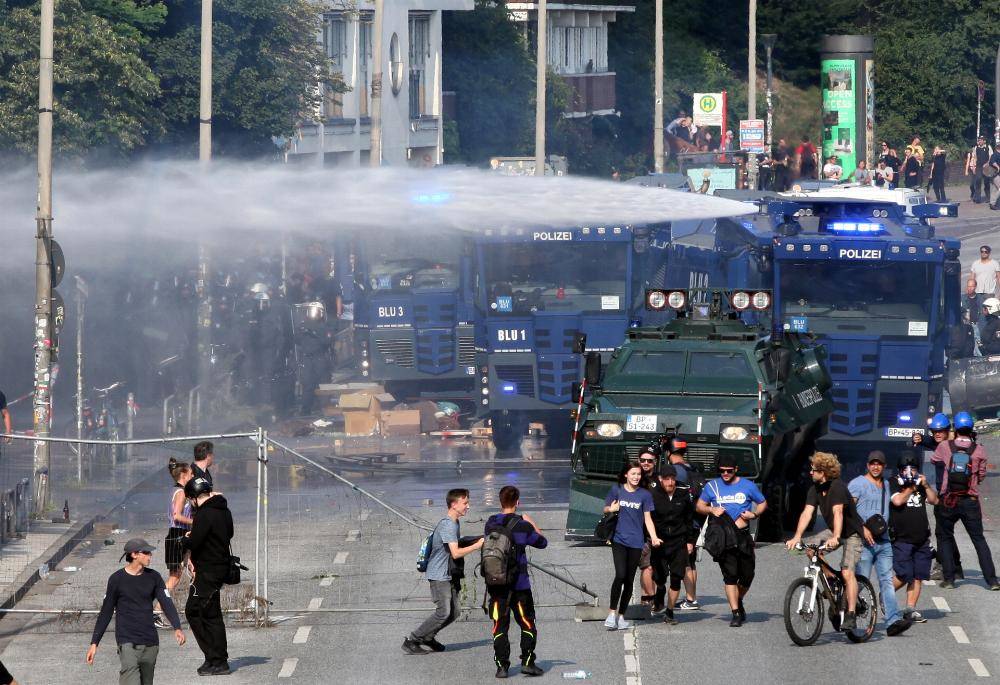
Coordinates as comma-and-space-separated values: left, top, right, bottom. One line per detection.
0, 0, 162, 159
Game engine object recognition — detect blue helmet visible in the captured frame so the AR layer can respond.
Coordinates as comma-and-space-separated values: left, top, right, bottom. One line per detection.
928, 413, 951, 431
954, 411, 975, 430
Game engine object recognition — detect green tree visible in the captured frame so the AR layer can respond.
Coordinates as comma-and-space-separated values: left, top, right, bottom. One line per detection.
442, 0, 534, 162
0, 0, 162, 159
148, 0, 343, 157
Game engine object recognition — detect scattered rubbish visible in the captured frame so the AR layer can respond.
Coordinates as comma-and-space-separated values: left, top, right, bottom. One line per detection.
38, 564, 49, 580
103, 539, 115, 546
562, 671, 591, 679
312, 419, 333, 428
422, 498, 434, 507
61, 566, 78, 572
111, 529, 128, 535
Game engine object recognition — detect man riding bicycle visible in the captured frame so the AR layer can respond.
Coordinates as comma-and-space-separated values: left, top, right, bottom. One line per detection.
786, 452, 865, 631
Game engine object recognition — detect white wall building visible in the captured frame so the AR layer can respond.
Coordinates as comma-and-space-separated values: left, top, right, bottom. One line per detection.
508, 3, 633, 117
289, 0, 472, 167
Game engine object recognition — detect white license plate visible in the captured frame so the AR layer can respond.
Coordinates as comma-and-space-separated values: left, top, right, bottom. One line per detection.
626, 414, 658, 432
885, 427, 916, 438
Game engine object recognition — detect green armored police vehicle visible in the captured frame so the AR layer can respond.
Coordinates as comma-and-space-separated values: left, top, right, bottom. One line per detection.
566, 289, 834, 541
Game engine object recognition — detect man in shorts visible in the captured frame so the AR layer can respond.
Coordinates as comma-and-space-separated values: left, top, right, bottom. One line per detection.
890, 454, 938, 622
636, 443, 661, 608
786, 452, 865, 631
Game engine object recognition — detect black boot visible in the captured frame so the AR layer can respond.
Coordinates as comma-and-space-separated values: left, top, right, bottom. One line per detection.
729, 610, 743, 627
495, 663, 510, 679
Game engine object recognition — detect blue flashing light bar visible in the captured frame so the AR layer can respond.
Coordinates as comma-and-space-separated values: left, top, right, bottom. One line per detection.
827, 221, 883, 234
412, 192, 451, 204
897, 413, 912, 424
501, 383, 517, 394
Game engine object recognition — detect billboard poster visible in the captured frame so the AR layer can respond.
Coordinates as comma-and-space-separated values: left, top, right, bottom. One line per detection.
865, 59, 875, 167
739, 119, 766, 153
821, 59, 856, 175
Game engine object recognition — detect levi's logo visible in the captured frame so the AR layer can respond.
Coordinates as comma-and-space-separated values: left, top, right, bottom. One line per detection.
619, 500, 642, 510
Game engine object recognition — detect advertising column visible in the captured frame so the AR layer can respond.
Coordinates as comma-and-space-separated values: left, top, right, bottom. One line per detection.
820, 35, 874, 177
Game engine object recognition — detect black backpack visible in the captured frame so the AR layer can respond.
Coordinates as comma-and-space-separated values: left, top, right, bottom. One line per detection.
481, 515, 520, 587
946, 440, 975, 493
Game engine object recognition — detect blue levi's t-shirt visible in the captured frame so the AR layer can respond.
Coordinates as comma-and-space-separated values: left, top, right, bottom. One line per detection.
699, 477, 765, 520
426, 517, 459, 581
848, 475, 891, 541
604, 485, 654, 549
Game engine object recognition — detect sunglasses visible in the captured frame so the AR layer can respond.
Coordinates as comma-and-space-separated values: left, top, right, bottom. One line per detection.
719, 467, 736, 474
809, 467, 822, 473
638, 458, 655, 464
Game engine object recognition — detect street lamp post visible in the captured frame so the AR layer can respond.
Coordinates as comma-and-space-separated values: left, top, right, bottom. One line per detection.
199, 0, 212, 164
746, 0, 758, 190
762, 34, 776, 156
534, 0, 547, 176
653, 0, 664, 174
370, 0, 384, 167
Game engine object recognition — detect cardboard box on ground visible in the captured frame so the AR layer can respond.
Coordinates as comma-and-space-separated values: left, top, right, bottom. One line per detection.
323, 383, 467, 437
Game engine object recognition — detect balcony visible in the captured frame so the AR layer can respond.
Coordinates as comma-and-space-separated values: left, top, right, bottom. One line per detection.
561, 72, 616, 116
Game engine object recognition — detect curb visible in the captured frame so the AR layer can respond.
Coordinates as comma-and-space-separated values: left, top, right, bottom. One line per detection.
0, 463, 167, 618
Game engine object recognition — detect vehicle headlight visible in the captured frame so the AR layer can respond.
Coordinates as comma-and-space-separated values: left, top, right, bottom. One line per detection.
595, 423, 623, 438
721, 426, 749, 441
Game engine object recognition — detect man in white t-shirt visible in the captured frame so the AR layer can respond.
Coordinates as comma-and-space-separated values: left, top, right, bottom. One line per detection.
822, 156, 843, 181
970, 246, 1000, 333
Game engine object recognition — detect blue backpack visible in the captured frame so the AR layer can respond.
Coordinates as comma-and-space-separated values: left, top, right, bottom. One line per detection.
417, 519, 445, 572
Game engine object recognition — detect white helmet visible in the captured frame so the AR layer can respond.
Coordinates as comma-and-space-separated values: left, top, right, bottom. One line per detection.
984, 297, 1000, 316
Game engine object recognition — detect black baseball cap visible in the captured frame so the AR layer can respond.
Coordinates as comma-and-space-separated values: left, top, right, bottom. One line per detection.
717, 453, 738, 469
658, 464, 678, 479
120, 537, 155, 561
867, 450, 886, 464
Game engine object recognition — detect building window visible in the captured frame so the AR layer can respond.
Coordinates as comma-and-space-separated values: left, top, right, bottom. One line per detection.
548, 26, 605, 75
359, 15, 372, 118
408, 12, 430, 118
323, 15, 347, 118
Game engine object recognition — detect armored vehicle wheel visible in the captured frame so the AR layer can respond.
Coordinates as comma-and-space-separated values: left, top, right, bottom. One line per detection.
491, 413, 525, 452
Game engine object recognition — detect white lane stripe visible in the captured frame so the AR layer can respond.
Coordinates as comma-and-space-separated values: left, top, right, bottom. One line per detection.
278, 658, 298, 678
308, 597, 323, 610
334, 551, 349, 564
293, 626, 312, 644
319, 576, 334, 587
969, 659, 991, 677
950, 626, 971, 644
623, 632, 636, 651
932, 596, 951, 612
623, 628, 641, 685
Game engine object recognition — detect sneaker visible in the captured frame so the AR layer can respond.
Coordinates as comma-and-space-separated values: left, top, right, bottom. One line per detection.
495, 665, 509, 679
205, 663, 231, 676
197, 663, 213, 676
521, 662, 544, 677
989, 582, 1000, 591
650, 602, 665, 615
887, 618, 913, 636
604, 613, 617, 630
402, 637, 428, 655
737, 600, 747, 622
939, 580, 956, 590
153, 614, 170, 630
663, 610, 678, 625
421, 638, 446, 653
842, 611, 856, 631
930, 562, 943, 581
729, 611, 743, 628
616, 615, 630, 630
679, 599, 700, 610
908, 610, 926, 623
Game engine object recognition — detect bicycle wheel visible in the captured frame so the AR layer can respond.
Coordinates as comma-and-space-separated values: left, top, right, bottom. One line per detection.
784, 577, 825, 646
846, 576, 877, 643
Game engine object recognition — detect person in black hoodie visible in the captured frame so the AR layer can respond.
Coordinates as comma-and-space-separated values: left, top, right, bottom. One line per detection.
649, 465, 697, 624
183, 476, 233, 676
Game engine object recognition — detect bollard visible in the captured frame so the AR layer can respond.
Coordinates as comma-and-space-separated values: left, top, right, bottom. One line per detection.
162, 394, 175, 435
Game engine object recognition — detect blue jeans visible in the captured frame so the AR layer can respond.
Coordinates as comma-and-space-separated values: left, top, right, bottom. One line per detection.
855, 539, 902, 626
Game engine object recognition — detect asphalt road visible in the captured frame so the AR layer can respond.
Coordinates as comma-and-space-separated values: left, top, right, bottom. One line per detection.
0, 432, 998, 684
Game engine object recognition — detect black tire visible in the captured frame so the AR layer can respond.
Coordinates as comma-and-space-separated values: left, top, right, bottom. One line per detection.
491, 413, 524, 452
783, 576, 825, 646
846, 576, 877, 643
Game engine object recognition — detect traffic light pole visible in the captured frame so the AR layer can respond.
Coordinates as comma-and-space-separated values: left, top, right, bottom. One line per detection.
33, 0, 55, 512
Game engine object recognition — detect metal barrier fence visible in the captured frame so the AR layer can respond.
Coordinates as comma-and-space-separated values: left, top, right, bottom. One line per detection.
0, 429, 597, 628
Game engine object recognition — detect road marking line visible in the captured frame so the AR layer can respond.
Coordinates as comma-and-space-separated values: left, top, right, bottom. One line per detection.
950, 626, 971, 644
969, 658, 991, 677
319, 576, 333, 587
346, 529, 360, 542
278, 658, 298, 678
334, 551, 349, 564
293, 626, 312, 644
623, 627, 641, 685
308, 597, 323, 610
932, 596, 950, 612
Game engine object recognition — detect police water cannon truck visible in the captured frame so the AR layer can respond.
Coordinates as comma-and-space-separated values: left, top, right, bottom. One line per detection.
474, 221, 724, 451
714, 197, 963, 472
567, 288, 833, 541
353, 238, 478, 408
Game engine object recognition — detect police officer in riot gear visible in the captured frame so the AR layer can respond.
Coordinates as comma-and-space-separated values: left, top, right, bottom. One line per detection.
295, 301, 335, 416
981, 298, 1000, 355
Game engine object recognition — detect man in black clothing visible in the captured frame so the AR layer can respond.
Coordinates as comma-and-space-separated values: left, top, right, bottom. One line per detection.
890, 454, 939, 622
981, 298, 1000, 355
990, 147, 1000, 210
786, 452, 865, 631
191, 441, 214, 489
649, 465, 697, 624
668, 441, 703, 611
183, 477, 233, 676
87, 538, 186, 685
0, 390, 11, 442
971, 136, 993, 203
